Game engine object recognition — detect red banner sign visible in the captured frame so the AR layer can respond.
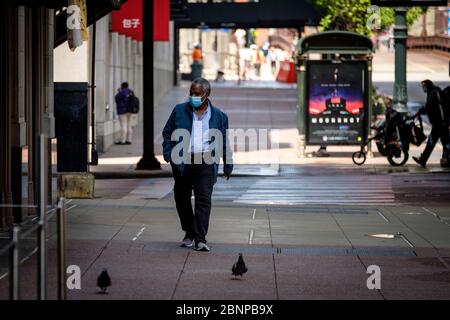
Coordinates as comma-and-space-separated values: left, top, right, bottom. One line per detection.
154, 0, 170, 42
112, 0, 143, 41
112, 0, 170, 42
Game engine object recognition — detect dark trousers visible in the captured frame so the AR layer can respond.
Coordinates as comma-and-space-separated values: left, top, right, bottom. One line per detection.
172, 162, 215, 244
421, 124, 450, 163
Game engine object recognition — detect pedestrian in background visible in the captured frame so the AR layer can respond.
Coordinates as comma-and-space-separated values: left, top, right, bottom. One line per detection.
251, 46, 265, 79
191, 44, 203, 80
162, 78, 233, 252
268, 46, 278, 76
192, 44, 203, 62
413, 79, 449, 167
115, 82, 134, 145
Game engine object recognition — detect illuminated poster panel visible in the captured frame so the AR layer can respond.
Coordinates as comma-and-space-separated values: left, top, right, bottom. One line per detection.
306, 61, 367, 145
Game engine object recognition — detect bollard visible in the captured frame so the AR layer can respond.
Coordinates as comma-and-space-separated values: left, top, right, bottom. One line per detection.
37, 220, 46, 300
9, 226, 20, 300
37, 135, 48, 300
57, 197, 67, 300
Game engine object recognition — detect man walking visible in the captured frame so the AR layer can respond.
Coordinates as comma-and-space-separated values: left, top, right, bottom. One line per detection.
413, 80, 449, 167
162, 78, 233, 252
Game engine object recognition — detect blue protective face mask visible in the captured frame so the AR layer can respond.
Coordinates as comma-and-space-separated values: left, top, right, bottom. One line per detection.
189, 96, 205, 108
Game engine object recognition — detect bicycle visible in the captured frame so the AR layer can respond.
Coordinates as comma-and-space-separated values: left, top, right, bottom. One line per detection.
352, 114, 424, 166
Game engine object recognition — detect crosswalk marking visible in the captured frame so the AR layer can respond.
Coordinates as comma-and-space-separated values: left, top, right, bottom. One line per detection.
212, 176, 397, 206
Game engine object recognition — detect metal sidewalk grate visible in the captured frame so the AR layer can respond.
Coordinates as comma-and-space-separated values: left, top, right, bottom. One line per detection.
143, 243, 416, 257
281, 247, 348, 255
348, 248, 416, 257
266, 207, 372, 215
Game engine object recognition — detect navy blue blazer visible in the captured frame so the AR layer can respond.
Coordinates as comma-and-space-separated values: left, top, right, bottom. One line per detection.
162, 101, 233, 183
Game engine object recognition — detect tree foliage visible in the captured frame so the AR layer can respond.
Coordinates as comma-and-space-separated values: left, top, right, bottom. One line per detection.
312, 0, 426, 36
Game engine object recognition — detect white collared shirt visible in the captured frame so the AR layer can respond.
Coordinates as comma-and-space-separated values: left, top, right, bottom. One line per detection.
189, 104, 211, 153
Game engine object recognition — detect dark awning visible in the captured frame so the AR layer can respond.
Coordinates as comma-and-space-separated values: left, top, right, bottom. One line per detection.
174, 0, 321, 29
15, 0, 127, 47
16, 0, 67, 8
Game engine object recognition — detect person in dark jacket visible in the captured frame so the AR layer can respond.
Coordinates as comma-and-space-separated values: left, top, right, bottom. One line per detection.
115, 82, 134, 145
413, 80, 449, 167
162, 78, 233, 252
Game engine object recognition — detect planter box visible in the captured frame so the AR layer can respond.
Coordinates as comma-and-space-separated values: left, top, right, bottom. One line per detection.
57, 173, 95, 199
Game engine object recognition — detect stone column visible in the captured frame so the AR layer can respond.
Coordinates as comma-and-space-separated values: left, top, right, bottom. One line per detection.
94, 15, 113, 152
111, 32, 121, 137
11, 6, 27, 222
119, 34, 126, 87
1, 1, 15, 227
44, 8, 56, 205
12, 6, 26, 148
124, 36, 130, 86
132, 39, 143, 123
43, 8, 55, 139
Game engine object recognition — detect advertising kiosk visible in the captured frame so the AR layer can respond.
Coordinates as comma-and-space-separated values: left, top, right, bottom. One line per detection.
295, 31, 374, 157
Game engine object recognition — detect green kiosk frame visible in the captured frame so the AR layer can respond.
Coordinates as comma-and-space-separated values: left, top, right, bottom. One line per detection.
295, 31, 374, 157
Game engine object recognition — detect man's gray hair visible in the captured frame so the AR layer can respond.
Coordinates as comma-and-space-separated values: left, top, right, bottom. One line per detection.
191, 78, 211, 96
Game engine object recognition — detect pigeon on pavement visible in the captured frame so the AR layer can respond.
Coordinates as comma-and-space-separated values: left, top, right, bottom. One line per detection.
97, 268, 111, 294
232, 253, 248, 279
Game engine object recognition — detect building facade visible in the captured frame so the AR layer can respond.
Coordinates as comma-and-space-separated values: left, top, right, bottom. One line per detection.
0, 0, 174, 229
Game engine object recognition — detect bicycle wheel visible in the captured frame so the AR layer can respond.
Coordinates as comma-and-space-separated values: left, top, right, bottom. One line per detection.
352, 151, 366, 166
387, 148, 409, 166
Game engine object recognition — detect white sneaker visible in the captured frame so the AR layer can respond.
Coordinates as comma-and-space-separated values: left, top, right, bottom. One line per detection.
181, 237, 194, 248
194, 242, 210, 252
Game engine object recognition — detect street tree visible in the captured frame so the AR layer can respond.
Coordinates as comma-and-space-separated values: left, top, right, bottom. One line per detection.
312, 0, 426, 35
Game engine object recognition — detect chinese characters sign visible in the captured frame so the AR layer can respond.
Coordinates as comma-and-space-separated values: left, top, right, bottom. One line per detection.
112, 0, 142, 41
122, 18, 141, 30
112, 0, 170, 42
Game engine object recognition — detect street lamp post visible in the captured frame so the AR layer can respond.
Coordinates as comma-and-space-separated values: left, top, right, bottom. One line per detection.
393, 7, 408, 113
137, 0, 161, 170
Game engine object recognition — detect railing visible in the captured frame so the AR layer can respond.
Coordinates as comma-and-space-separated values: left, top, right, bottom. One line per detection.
0, 135, 67, 300
407, 35, 450, 54
0, 199, 68, 300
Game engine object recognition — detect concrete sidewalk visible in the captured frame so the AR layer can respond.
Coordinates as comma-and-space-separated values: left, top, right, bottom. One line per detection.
1, 200, 450, 300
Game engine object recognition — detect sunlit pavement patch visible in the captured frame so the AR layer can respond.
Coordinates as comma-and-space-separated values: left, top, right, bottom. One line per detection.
367, 234, 396, 239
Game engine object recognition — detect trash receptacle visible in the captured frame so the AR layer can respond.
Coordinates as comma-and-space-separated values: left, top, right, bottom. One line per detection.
54, 82, 89, 172
191, 61, 203, 80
